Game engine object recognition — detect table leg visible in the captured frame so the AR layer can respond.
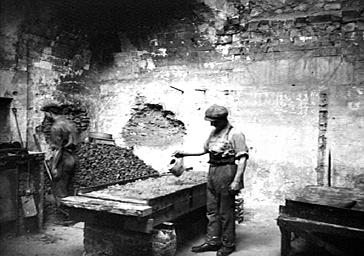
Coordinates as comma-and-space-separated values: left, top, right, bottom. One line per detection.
279, 226, 291, 256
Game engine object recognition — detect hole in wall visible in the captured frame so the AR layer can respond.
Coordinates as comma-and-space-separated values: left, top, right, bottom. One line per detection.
122, 101, 186, 148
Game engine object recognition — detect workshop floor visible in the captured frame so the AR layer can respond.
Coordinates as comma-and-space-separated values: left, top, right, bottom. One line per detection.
0, 203, 328, 256
176, 203, 281, 256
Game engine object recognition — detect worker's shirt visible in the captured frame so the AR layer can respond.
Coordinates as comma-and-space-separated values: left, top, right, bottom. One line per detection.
50, 116, 77, 150
204, 123, 249, 165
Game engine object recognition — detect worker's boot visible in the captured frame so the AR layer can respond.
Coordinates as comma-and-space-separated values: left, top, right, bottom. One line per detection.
216, 246, 235, 256
191, 242, 221, 253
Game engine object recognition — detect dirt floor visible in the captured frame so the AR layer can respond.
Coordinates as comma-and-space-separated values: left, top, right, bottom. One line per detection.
0, 203, 332, 256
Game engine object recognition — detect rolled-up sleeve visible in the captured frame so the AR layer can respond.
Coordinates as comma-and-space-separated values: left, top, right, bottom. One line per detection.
231, 132, 249, 160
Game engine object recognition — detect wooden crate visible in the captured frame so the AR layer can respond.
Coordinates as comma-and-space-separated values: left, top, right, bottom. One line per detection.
277, 185, 364, 256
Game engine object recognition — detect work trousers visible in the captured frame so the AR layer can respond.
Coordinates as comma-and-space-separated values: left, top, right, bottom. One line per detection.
206, 164, 237, 248
52, 148, 76, 205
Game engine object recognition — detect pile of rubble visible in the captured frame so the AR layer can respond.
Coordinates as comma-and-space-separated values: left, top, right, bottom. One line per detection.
73, 142, 159, 191
91, 171, 207, 199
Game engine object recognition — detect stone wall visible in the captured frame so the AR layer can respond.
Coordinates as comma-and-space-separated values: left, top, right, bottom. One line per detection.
84, 222, 177, 256
1, 0, 363, 203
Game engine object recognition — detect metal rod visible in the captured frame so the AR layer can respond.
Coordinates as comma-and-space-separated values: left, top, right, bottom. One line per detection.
25, 39, 30, 149
169, 86, 184, 94
328, 149, 331, 187
12, 108, 24, 148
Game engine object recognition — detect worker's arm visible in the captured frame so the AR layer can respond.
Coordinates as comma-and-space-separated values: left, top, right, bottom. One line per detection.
230, 156, 248, 191
174, 131, 211, 158
229, 131, 249, 191
173, 148, 208, 158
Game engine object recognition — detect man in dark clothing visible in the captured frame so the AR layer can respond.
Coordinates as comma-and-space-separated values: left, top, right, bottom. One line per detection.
41, 104, 78, 206
174, 104, 249, 256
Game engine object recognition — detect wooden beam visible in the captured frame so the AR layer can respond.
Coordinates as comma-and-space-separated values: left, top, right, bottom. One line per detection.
294, 185, 364, 211
67, 207, 155, 233
278, 216, 361, 256
277, 216, 364, 239
61, 196, 153, 217
281, 200, 364, 229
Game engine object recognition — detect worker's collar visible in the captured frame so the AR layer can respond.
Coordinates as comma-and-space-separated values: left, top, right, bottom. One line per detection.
213, 121, 232, 134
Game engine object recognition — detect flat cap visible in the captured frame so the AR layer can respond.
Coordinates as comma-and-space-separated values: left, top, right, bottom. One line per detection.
204, 104, 228, 121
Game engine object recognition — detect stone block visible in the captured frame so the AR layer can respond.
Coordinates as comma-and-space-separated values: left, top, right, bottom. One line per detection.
324, 3, 341, 11
294, 3, 308, 12
228, 47, 242, 56
312, 47, 338, 57
308, 15, 333, 24
249, 32, 264, 42
217, 35, 232, 45
33, 60, 53, 70
250, 8, 262, 17
342, 23, 356, 32
344, 31, 358, 41
83, 222, 177, 256
247, 21, 259, 31
342, 10, 361, 22
358, 21, 364, 31
283, 20, 295, 29
295, 17, 308, 27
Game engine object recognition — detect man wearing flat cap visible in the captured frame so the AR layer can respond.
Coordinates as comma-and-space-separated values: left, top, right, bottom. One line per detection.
41, 103, 78, 206
174, 104, 249, 256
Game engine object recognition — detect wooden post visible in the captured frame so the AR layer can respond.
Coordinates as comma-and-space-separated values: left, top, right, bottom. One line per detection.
316, 90, 329, 186
279, 226, 291, 256
38, 158, 44, 231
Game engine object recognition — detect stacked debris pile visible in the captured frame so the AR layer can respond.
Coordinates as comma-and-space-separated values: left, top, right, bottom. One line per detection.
73, 142, 159, 191
85, 171, 207, 200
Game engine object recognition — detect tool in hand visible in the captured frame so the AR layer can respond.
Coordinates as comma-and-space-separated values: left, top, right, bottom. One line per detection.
33, 134, 53, 181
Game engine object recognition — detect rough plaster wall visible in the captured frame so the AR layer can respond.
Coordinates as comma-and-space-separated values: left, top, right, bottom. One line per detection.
95, 56, 355, 202
0, 0, 95, 156
0, 0, 26, 144
1, 0, 363, 203
92, 0, 363, 203
329, 83, 364, 187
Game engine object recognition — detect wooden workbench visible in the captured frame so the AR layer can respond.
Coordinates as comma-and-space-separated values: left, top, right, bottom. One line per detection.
61, 174, 207, 256
277, 185, 364, 256
62, 176, 206, 233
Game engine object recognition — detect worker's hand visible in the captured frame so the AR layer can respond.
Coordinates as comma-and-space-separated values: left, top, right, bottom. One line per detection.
172, 150, 185, 158
51, 168, 61, 181
229, 180, 242, 194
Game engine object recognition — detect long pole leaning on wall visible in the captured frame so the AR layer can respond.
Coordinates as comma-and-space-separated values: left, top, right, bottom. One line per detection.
25, 38, 30, 149
316, 90, 330, 186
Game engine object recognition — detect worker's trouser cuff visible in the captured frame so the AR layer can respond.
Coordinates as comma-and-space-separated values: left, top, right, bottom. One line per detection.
206, 235, 221, 245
